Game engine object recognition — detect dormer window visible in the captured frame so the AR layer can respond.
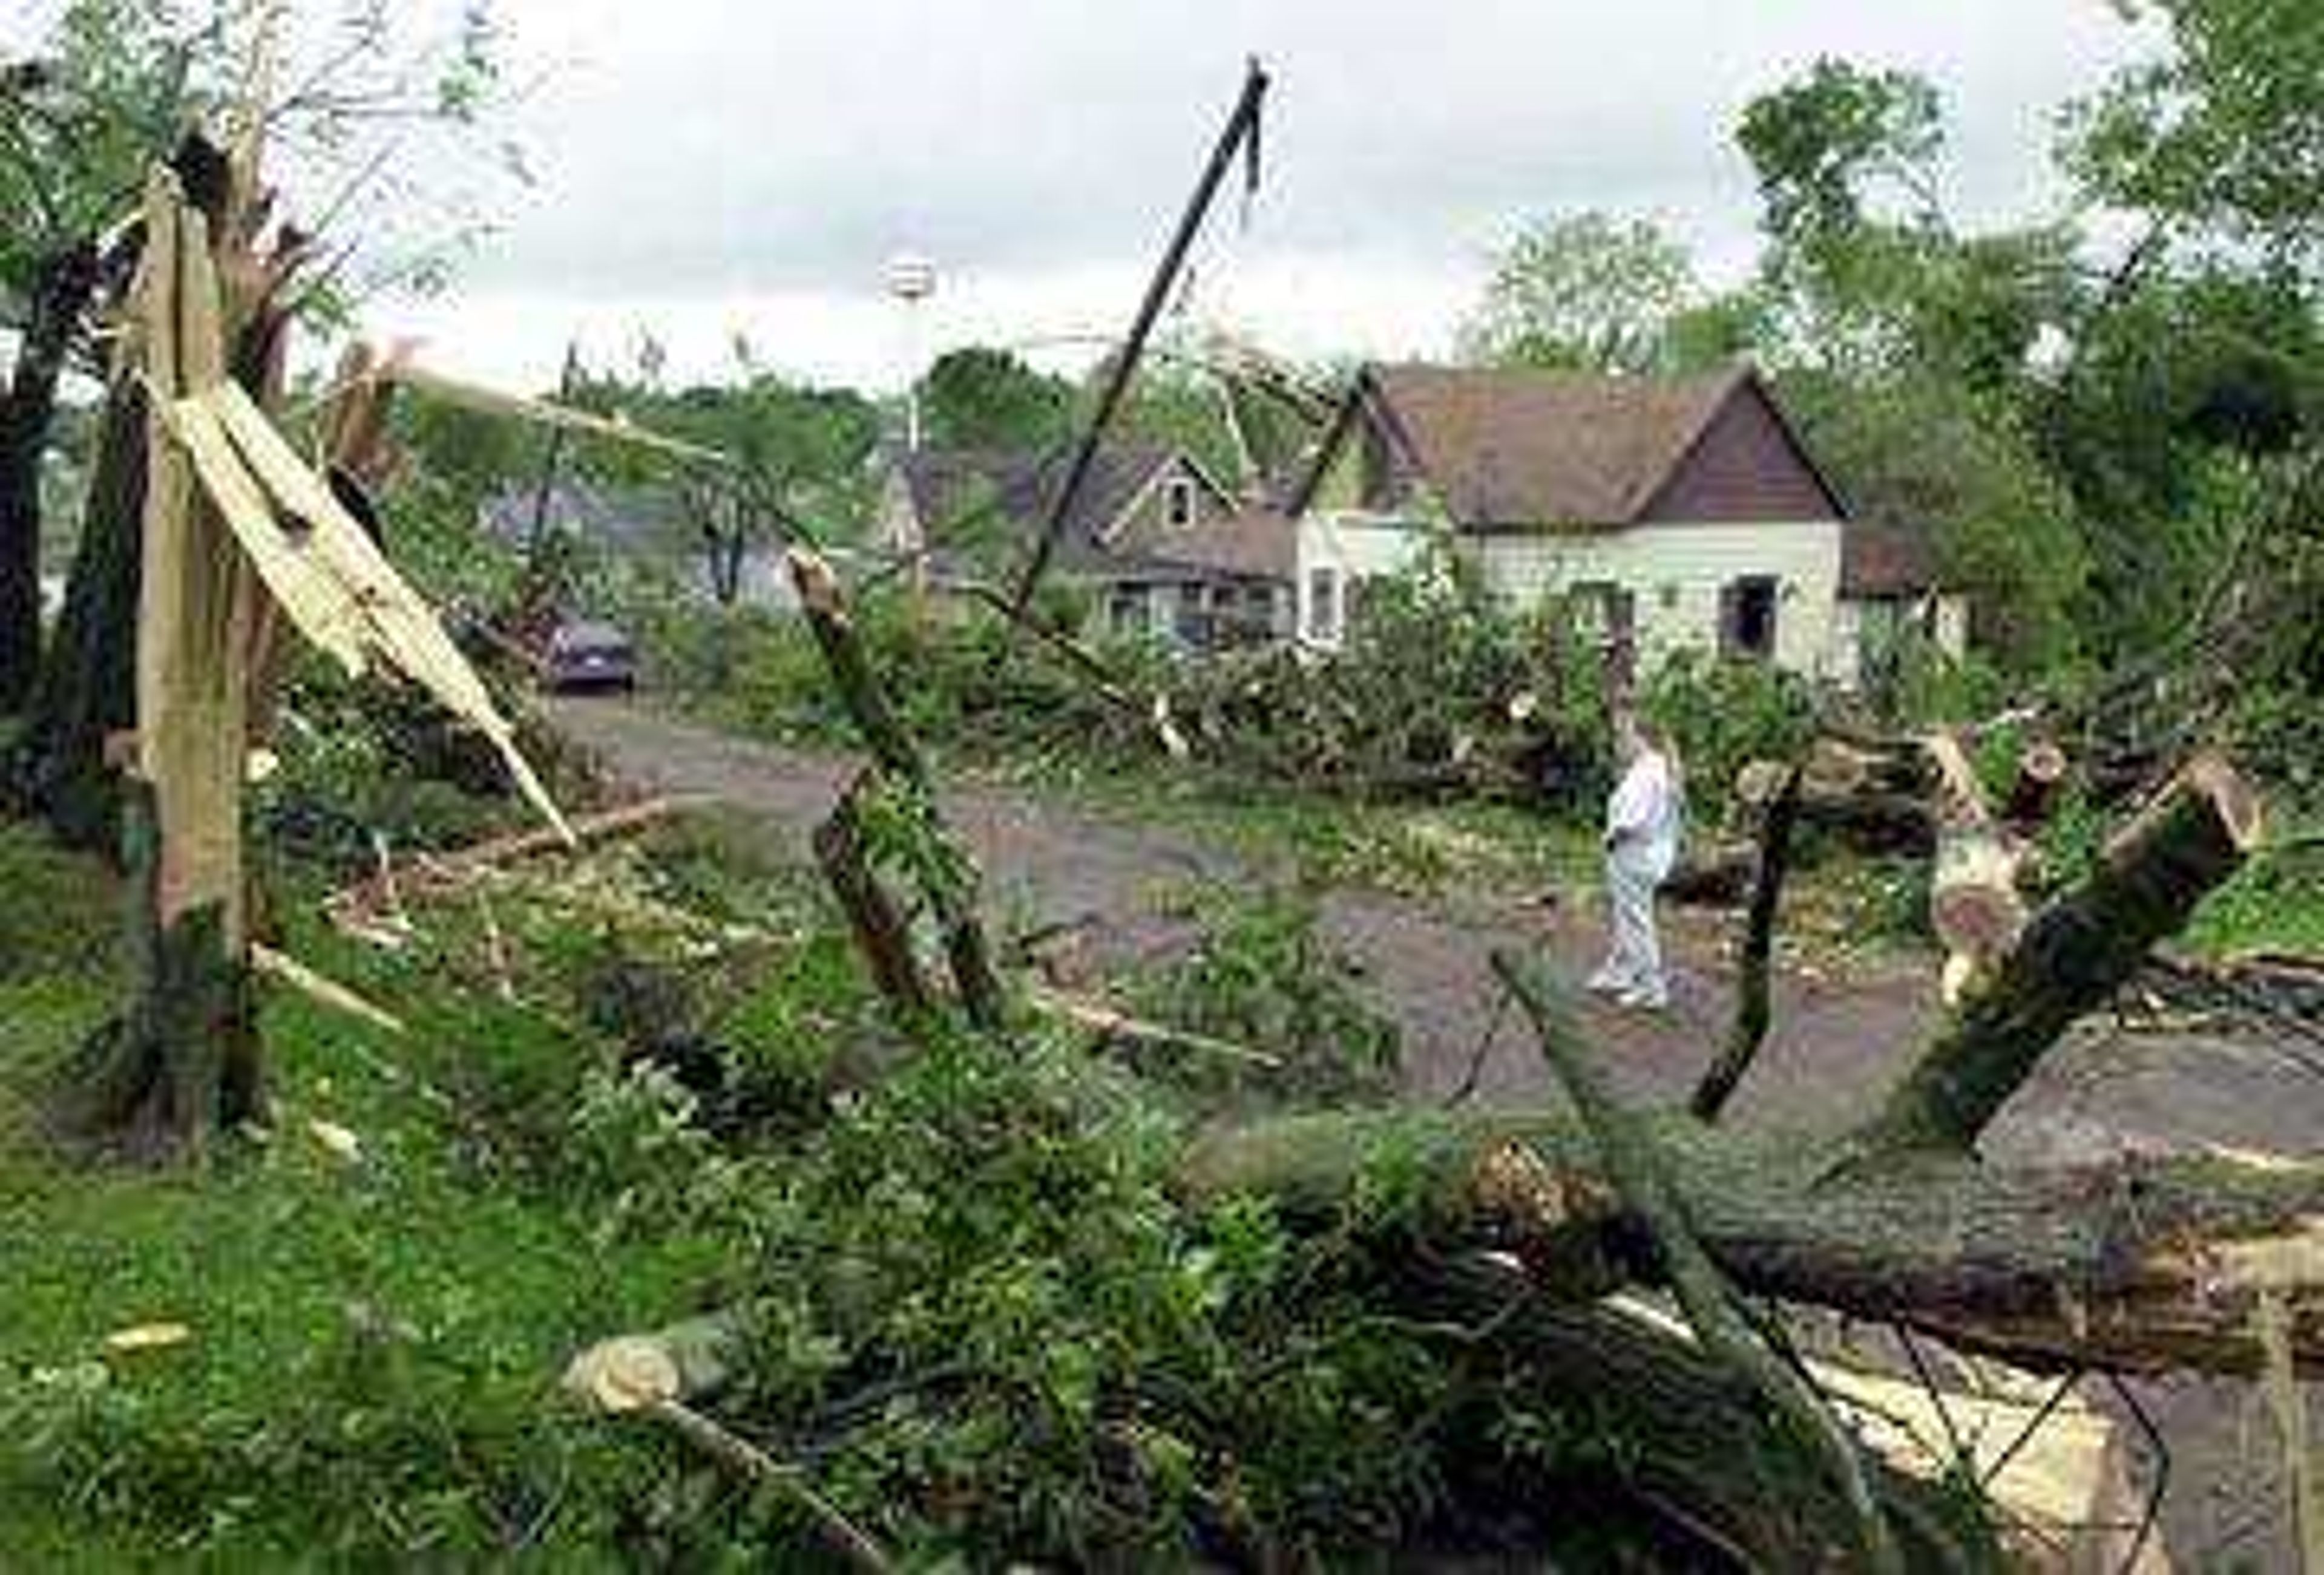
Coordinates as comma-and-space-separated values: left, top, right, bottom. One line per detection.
1164, 476, 1196, 527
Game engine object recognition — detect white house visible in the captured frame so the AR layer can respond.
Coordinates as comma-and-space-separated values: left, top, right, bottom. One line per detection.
1287, 363, 1964, 688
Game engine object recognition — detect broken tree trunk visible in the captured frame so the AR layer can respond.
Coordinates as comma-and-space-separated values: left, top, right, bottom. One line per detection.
65, 133, 566, 1155
815, 770, 936, 1020
1854, 752, 2263, 1157
1181, 1099, 2324, 1380
1690, 762, 1802, 1122
1185, 753, 2293, 1380
1494, 951, 1903, 1574
66, 166, 274, 1150
10, 135, 286, 853
789, 546, 1005, 1031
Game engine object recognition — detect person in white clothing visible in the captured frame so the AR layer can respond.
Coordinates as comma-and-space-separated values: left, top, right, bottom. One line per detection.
1588, 716, 1684, 1010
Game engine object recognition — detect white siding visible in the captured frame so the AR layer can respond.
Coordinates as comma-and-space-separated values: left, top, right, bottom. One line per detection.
1835, 590, 1974, 692
1467, 520, 1849, 683
1934, 594, 1969, 659
1293, 511, 1441, 649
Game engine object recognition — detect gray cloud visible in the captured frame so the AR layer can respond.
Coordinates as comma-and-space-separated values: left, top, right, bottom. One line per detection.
366, 0, 2159, 383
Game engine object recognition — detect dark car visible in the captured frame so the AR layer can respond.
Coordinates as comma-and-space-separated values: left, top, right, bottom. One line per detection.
540, 618, 638, 693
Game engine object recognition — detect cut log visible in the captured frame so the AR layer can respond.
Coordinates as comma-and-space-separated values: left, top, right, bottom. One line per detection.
1856, 753, 2263, 1156
564, 1310, 741, 1413
2006, 739, 2070, 829
1922, 729, 2030, 1007
1736, 744, 1934, 854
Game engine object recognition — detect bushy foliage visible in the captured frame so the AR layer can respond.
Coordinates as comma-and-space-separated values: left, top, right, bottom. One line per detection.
1128, 883, 1402, 1107
721, 1029, 1454, 1565
696, 581, 1160, 759
1639, 649, 1817, 822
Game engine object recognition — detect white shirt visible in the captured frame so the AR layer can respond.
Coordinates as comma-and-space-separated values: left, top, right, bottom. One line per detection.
1606, 748, 1682, 881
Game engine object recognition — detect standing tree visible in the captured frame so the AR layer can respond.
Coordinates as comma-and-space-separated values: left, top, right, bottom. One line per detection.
0, 0, 195, 712
1730, 60, 2096, 672
2066, 0, 2324, 274
919, 345, 1073, 453
1456, 211, 1700, 374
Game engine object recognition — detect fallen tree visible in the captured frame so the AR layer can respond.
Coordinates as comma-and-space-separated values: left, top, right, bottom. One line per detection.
1189, 755, 2290, 1380
563, 626, 2291, 1561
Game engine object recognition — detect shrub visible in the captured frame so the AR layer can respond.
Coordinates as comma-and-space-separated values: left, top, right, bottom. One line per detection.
1639, 649, 1817, 822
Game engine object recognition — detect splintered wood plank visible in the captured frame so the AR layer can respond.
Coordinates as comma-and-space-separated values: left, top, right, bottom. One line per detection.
160, 392, 369, 672
180, 379, 569, 842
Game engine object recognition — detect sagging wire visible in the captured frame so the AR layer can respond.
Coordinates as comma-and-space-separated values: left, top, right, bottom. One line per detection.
1894, 1323, 1975, 1481
2104, 1371, 2169, 1575
1977, 1366, 2086, 1490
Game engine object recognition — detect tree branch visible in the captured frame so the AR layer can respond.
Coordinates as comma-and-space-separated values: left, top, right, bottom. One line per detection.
1491, 951, 1903, 1575
1691, 763, 1802, 1122
1850, 752, 2262, 1157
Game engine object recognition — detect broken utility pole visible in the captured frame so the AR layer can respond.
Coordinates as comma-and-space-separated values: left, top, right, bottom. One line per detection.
1009, 56, 1269, 615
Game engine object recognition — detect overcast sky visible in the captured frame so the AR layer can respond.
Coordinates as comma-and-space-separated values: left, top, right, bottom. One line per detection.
349, 1, 2161, 393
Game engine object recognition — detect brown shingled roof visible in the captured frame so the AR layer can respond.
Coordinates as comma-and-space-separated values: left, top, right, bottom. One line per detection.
1140, 506, 1295, 581
1367, 363, 1748, 526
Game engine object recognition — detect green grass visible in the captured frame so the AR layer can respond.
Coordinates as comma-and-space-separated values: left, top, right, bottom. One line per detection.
0, 822, 745, 1564
2184, 830, 2324, 957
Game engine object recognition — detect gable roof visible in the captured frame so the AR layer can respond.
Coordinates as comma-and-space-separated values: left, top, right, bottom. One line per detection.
1140, 506, 1295, 581
1295, 362, 1848, 529
896, 441, 1244, 575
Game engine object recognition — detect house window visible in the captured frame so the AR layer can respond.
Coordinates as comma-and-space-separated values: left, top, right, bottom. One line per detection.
1164, 477, 1196, 527
1108, 586, 1146, 635
1657, 583, 1680, 611
1174, 582, 1206, 645
1570, 580, 1636, 645
1307, 566, 1341, 643
1720, 575, 1780, 661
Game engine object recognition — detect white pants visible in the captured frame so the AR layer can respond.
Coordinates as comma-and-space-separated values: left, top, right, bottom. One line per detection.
1600, 857, 1666, 997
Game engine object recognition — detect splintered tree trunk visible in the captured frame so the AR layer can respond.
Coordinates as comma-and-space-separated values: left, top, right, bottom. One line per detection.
9, 377, 146, 851
1856, 753, 2263, 1155
0, 239, 102, 712
68, 168, 271, 1152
